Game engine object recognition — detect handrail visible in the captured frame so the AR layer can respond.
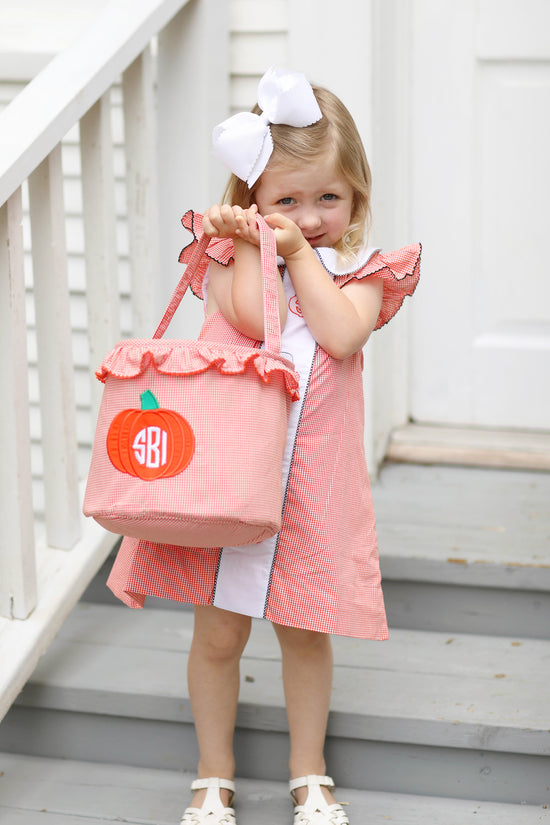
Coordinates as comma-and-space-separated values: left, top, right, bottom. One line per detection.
0, 0, 189, 206
0, 0, 213, 723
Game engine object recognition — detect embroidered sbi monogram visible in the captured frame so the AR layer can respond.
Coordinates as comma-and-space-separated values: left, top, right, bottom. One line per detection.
288, 295, 303, 317
107, 389, 195, 480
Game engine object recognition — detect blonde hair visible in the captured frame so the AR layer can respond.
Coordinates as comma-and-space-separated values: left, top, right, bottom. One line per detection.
222, 85, 372, 260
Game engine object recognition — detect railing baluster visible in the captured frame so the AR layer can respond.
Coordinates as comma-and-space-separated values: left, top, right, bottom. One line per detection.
28, 146, 81, 550
0, 188, 37, 619
122, 46, 159, 337
80, 92, 121, 422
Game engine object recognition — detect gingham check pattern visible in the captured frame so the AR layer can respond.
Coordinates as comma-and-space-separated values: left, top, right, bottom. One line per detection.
107, 221, 421, 640
84, 216, 299, 550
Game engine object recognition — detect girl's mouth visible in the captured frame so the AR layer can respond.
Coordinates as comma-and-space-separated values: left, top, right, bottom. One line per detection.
305, 235, 324, 246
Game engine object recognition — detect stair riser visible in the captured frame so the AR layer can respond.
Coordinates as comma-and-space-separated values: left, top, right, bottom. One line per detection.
2, 706, 548, 806
383, 581, 550, 639
81, 559, 550, 640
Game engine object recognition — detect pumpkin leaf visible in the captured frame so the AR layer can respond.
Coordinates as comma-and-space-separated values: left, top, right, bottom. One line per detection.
140, 390, 160, 410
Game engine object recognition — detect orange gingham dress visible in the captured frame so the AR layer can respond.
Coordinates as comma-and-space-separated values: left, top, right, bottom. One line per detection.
107, 211, 421, 639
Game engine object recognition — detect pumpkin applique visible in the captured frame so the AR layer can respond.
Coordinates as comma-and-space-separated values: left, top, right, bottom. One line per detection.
106, 389, 195, 480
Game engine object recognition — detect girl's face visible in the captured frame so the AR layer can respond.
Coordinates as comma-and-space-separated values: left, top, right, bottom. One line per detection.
254, 155, 354, 249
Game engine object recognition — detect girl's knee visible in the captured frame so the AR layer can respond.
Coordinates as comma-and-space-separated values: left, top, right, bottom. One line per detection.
274, 623, 331, 654
193, 606, 251, 661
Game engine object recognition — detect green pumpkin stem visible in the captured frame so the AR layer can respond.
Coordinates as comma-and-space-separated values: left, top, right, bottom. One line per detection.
140, 390, 160, 411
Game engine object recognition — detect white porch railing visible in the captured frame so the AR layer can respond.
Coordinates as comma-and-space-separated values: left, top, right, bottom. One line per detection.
0, 0, 227, 722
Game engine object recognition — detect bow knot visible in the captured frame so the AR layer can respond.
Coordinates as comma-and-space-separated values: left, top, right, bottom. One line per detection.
212, 67, 322, 188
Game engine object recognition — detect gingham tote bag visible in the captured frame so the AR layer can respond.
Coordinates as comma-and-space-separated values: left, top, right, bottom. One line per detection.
83, 215, 299, 547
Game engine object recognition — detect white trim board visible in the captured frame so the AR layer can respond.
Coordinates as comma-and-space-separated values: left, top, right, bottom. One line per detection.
386, 424, 550, 472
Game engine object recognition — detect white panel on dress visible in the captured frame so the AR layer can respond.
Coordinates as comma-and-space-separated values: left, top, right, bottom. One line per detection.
213, 270, 316, 616
212, 246, 379, 616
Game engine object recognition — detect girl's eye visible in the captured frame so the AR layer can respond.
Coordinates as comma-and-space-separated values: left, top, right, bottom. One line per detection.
278, 197, 294, 206
321, 193, 338, 201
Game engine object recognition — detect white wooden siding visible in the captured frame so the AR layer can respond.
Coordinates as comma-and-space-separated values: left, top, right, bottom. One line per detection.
229, 0, 287, 31
229, 0, 288, 112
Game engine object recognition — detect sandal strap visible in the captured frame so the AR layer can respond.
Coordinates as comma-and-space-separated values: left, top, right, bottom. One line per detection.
289, 775, 335, 793
190, 778, 236, 794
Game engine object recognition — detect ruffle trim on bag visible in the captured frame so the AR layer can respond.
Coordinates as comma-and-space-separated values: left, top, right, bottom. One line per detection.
334, 243, 421, 330
178, 210, 235, 300
96, 339, 300, 400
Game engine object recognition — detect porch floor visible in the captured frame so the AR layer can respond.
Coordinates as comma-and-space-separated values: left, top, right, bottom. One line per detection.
0, 752, 548, 824
1, 463, 549, 821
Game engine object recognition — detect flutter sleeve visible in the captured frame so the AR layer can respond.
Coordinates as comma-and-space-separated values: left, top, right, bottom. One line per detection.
335, 243, 421, 330
178, 210, 235, 300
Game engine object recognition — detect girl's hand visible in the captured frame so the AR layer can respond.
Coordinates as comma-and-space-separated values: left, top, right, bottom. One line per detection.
203, 205, 308, 261
204, 203, 288, 339
203, 204, 264, 248
233, 204, 261, 246
202, 204, 251, 239
264, 213, 308, 260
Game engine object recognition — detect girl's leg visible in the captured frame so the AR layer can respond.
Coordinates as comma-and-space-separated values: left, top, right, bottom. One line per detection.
272, 623, 336, 806
188, 605, 252, 806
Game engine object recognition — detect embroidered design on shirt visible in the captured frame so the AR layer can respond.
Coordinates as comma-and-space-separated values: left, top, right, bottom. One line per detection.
288, 295, 303, 317
106, 389, 195, 479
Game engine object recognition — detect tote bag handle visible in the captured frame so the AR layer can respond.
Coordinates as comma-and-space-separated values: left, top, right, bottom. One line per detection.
153, 214, 282, 354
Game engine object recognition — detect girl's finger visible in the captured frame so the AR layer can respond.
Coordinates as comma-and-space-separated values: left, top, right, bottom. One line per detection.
220, 203, 235, 221
202, 210, 220, 237
234, 214, 248, 237
246, 209, 258, 230
264, 212, 287, 229
244, 209, 260, 243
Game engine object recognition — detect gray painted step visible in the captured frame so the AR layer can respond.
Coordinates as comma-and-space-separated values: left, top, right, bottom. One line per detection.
0, 753, 548, 825
1, 603, 549, 805
373, 464, 550, 638
374, 464, 550, 587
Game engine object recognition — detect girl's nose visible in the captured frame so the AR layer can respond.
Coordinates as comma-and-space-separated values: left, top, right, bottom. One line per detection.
297, 209, 321, 231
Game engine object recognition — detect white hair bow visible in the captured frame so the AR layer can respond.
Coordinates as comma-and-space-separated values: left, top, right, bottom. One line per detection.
212, 67, 323, 188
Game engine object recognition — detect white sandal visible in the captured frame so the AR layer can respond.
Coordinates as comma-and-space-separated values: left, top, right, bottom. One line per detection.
289, 775, 349, 825
180, 778, 237, 825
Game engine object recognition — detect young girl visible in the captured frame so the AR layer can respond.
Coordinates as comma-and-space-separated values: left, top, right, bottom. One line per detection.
107, 67, 420, 825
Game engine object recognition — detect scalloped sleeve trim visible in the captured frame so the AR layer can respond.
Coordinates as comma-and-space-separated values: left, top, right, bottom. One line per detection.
96, 339, 300, 401
335, 243, 421, 330
178, 210, 235, 300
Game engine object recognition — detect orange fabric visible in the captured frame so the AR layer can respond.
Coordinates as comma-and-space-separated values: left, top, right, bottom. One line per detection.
106, 404, 195, 480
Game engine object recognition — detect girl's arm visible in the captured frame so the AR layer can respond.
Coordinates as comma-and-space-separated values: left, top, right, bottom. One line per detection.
203, 204, 288, 340
265, 213, 384, 360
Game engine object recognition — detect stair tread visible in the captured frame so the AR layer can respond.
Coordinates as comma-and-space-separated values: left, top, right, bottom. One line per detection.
15, 603, 550, 755
373, 464, 550, 588
0, 752, 547, 824
386, 423, 550, 471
